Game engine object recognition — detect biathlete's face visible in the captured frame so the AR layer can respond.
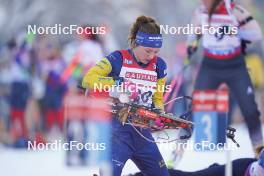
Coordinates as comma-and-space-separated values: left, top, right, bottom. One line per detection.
133, 46, 160, 64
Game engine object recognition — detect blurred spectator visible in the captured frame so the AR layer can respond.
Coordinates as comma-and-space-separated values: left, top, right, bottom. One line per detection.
62, 25, 106, 165
36, 35, 67, 133
8, 37, 31, 147
0, 47, 12, 145
62, 25, 105, 83
187, 0, 264, 149
229, 53, 264, 124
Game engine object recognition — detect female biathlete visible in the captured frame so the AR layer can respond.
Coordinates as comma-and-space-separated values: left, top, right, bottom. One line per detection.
187, 0, 263, 149
82, 16, 169, 176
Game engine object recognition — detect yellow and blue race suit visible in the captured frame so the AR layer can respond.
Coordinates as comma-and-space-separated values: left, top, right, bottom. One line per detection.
82, 49, 169, 176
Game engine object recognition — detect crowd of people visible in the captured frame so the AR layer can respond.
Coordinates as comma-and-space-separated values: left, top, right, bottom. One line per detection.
0, 27, 106, 147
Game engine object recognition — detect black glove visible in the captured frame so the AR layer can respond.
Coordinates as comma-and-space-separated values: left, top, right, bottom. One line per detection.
241, 39, 251, 55
187, 45, 198, 58
113, 76, 125, 86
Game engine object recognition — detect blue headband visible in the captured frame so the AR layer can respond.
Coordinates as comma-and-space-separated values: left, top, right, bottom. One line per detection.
135, 31, 162, 48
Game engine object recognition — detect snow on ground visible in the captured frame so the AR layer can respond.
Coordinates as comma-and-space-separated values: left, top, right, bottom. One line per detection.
122, 123, 255, 175
0, 124, 259, 176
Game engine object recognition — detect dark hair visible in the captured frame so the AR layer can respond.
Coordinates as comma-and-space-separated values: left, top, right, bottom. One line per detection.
208, 0, 223, 22
128, 15, 160, 48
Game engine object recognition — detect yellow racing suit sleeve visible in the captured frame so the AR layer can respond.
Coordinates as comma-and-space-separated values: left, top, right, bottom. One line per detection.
153, 77, 166, 111
82, 58, 115, 89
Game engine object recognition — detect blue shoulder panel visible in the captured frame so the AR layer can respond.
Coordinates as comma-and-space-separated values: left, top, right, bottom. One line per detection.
156, 57, 167, 79
105, 50, 123, 77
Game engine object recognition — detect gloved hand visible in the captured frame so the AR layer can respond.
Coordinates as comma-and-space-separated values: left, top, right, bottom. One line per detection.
118, 106, 129, 125
187, 45, 198, 59
241, 39, 251, 55
111, 77, 139, 103
186, 35, 200, 63
113, 76, 125, 86
183, 45, 197, 67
